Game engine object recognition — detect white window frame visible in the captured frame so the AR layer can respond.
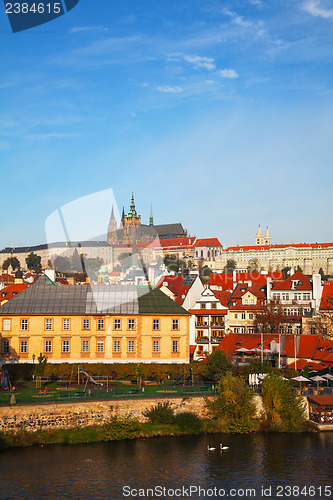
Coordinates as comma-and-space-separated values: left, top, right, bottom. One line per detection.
113, 339, 121, 352
153, 340, 160, 352
2, 319, 11, 331
62, 340, 70, 353
97, 318, 105, 331
63, 318, 70, 330
20, 319, 29, 331
172, 340, 179, 353
172, 319, 179, 331
97, 340, 104, 352
128, 340, 135, 352
114, 319, 121, 330
82, 340, 90, 352
45, 318, 53, 330
128, 318, 135, 330
44, 340, 52, 353
153, 319, 160, 330
2, 340, 10, 353
20, 340, 28, 353
82, 318, 90, 330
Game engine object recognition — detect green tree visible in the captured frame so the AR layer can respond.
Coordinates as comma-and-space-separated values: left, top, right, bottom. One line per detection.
163, 254, 180, 273
53, 256, 71, 273
26, 252, 42, 274
223, 259, 237, 273
295, 265, 303, 273
261, 372, 306, 432
206, 372, 257, 433
2, 256, 20, 271
34, 353, 47, 377
142, 401, 175, 425
206, 349, 232, 381
319, 268, 325, 280
71, 249, 83, 273
281, 266, 291, 279
247, 258, 259, 272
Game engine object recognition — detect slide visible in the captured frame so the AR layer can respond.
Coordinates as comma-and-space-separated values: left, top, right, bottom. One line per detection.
80, 369, 103, 386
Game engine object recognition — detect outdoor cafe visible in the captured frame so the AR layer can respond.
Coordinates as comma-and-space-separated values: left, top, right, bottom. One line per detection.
308, 396, 333, 424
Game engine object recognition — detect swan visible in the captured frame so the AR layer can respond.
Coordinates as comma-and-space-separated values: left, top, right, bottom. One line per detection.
207, 445, 216, 451
220, 444, 229, 450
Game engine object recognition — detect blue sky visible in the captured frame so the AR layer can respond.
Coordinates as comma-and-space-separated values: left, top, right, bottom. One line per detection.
1, 0, 333, 249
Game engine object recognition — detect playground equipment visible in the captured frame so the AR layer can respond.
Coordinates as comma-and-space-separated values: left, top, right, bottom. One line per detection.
69, 365, 104, 390
172, 367, 194, 387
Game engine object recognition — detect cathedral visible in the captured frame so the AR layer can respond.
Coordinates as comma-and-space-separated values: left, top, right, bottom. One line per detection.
107, 193, 187, 247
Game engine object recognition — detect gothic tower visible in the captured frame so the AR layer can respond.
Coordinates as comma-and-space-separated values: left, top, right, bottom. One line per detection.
107, 206, 118, 245
264, 227, 271, 246
149, 205, 154, 227
123, 193, 141, 245
255, 225, 264, 246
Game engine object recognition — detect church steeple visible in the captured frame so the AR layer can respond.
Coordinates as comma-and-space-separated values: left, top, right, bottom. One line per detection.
264, 226, 271, 246
149, 205, 154, 226
107, 205, 118, 245
127, 192, 138, 218
255, 225, 264, 246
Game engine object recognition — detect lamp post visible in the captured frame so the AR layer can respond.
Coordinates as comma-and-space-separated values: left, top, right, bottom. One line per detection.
32, 353, 35, 365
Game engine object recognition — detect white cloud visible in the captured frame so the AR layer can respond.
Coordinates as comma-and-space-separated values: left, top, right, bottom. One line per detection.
167, 53, 215, 70
69, 26, 109, 33
218, 69, 239, 79
302, 0, 333, 19
155, 86, 184, 93
223, 8, 254, 28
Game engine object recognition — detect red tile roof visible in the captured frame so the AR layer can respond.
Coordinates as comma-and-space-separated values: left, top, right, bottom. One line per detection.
210, 272, 283, 291
193, 238, 222, 247
320, 282, 333, 310
0, 283, 29, 303
0, 274, 15, 283
272, 272, 312, 291
212, 290, 231, 308
156, 275, 194, 305
226, 242, 333, 252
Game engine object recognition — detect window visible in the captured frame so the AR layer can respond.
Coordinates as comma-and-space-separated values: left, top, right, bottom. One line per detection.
2, 340, 10, 354
63, 318, 70, 330
153, 340, 160, 352
44, 340, 52, 353
241, 313, 246, 319
310, 327, 316, 335
128, 318, 135, 330
2, 319, 11, 331
244, 299, 248, 305
234, 328, 240, 333
172, 340, 179, 353
128, 340, 135, 352
20, 340, 28, 353
211, 303, 217, 309
82, 318, 90, 330
62, 340, 70, 352
197, 330, 203, 338
249, 313, 253, 320
172, 319, 179, 330
248, 328, 254, 334
234, 313, 238, 319
97, 340, 104, 352
250, 299, 254, 305
45, 318, 53, 330
97, 318, 105, 331
114, 319, 121, 330
113, 339, 121, 352
20, 319, 28, 330
82, 340, 90, 352
153, 319, 160, 330
200, 303, 206, 309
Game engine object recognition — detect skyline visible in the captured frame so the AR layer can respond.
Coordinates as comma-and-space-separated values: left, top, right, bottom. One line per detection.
1, 0, 333, 249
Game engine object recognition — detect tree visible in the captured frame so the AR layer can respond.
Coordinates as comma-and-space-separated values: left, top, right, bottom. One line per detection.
281, 266, 291, 279
53, 255, 71, 273
261, 372, 306, 432
26, 252, 42, 274
319, 268, 326, 280
247, 258, 259, 272
205, 349, 232, 381
254, 300, 301, 334
34, 353, 47, 377
163, 254, 179, 273
71, 249, 83, 273
223, 259, 237, 273
295, 265, 303, 273
2, 256, 20, 271
206, 372, 257, 433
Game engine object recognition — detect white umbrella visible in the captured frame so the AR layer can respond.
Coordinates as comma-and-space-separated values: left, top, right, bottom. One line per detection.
310, 375, 326, 390
236, 347, 250, 352
322, 374, 333, 379
292, 375, 310, 388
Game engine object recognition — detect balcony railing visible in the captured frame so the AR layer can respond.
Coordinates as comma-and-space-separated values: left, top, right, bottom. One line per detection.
196, 337, 209, 343
195, 323, 209, 328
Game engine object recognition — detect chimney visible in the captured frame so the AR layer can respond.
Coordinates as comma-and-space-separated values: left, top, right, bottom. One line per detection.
312, 273, 323, 310
266, 277, 272, 301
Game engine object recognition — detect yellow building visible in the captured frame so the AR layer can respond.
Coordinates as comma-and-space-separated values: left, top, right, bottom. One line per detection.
0, 276, 190, 364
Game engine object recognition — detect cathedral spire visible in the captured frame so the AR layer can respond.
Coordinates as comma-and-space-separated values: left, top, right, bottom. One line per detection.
255, 225, 264, 246
149, 204, 154, 226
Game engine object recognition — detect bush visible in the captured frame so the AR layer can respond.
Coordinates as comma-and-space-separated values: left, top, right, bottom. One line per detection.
143, 401, 175, 425
205, 350, 232, 381
103, 415, 141, 441
174, 412, 202, 432
206, 372, 257, 433
261, 372, 306, 432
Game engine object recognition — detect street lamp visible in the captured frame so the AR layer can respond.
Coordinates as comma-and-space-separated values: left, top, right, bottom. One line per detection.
32, 353, 35, 364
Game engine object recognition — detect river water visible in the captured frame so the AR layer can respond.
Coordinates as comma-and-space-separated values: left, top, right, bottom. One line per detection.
0, 433, 332, 499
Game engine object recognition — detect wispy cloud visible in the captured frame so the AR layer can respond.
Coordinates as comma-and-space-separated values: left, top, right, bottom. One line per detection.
218, 69, 239, 79
69, 26, 109, 34
155, 85, 184, 93
167, 53, 216, 70
302, 0, 333, 19
223, 8, 256, 28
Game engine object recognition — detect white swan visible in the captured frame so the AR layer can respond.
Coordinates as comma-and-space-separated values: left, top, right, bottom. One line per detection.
207, 445, 216, 451
220, 444, 229, 450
